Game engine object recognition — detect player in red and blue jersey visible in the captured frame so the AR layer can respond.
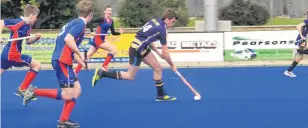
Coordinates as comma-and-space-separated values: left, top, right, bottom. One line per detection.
92, 9, 178, 101
23, 1, 93, 127
284, 10, 308, 77
74, 5, 124, 74
0, 4, 41, 99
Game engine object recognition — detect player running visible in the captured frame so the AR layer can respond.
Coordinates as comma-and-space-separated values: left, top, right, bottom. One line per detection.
92, 9, 178, 101
23, 1, 93, 127
0, 4, 41, 99
74, 5, 124, 74
284, 9, 308, 77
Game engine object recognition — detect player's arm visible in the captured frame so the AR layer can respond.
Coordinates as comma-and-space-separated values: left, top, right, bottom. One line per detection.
64, 34, 83, 58
159, 28, 177, 71
26, 33, 42, 45
73, 53, 84, 65
297, 22, 306, 39
64, 24, 85, 60
88, 17, 103, 33
110, 20, 122, 35
0, 20, 4, 42
161, 44, 174, 66
149, 43, 162, 57
0, 20, 4, 37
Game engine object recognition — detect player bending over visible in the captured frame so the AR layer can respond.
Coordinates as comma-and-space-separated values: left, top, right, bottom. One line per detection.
23, 1, 93, 127
74, 5, 124, 74
284, 9, 308, 77
92, 9, 178, 101
0, 4, 42, 99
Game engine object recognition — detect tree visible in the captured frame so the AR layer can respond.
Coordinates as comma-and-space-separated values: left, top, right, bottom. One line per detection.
1, 0, 78, 29
155, 0, 189, 27
1, 0, 22, 19
118, 0, 189, 27
219, 0, 270, 26
118, 0, 161, 27
42, 0, 77, 29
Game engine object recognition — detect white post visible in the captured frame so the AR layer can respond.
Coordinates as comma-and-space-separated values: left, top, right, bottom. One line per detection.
204, 0, 218, 32
270, 0, 274, 25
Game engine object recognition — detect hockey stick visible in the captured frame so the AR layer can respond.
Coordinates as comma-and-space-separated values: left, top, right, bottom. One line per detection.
174, 71, 201, 97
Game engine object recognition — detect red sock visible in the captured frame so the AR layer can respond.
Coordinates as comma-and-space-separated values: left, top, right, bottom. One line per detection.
102, 53, 114, 67
19, 69, 38, 90
60, 98, 76, 121
75, 64, 83, 73
34, 89, 62, 100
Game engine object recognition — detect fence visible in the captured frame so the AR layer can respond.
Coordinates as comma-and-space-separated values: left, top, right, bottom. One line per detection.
1, 30, 299, 64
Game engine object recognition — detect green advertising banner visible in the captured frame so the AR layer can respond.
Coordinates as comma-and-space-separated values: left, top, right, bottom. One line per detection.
224, 49, 294, 61
1, 34, 57, 63
0, 33, 133, 63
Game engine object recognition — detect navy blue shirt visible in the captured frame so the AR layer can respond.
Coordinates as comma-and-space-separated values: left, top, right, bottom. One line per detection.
296, 19, 308, 45
132, 18, 167, 53
2, 18, 31, 61
52, 18, 86, 65
88, 17, 120, 41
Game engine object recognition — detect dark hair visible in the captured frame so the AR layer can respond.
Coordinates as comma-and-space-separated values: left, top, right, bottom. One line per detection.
161, 8, 177, 20
104, 5, 112, 11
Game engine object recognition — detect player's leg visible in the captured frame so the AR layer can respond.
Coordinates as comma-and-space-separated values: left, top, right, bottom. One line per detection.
0, 59, 12, 75
0, 54, 8, 75
23, 60, 79, 127
23, 60, 75, 103
0, 69, 6, 75
15, 55, 41, 98
285, 57, 302, 77
58, 67, 80, 127
91, 47, 141, 86
98, 41, 117, 71
284, 43, 306, 77
75, 38, 97, 73
75, 45, 98, 74
92, 63, 139, 86
142, 52, 176, 101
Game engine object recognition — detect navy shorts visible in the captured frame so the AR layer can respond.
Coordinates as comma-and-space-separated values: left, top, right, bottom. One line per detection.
52, 60, 78, 88
128, 46, 151, 66
1, 54, 32, 69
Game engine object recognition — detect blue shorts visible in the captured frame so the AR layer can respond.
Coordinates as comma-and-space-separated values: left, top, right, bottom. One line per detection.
1, 54, 32, 69
52, 60, 77, 88
88, 37, 105, 48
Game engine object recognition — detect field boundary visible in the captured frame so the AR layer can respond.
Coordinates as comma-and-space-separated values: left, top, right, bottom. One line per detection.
8, 60, 308, 70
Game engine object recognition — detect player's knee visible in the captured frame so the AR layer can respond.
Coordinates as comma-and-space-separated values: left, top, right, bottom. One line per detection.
61, 87, 75, 100
31, 61, 41, 71
111, 51, 117, 55
153, 65, 163, 73
86, 55, 91, 60
73, 87, 81, 99
126, 75, 134, 80
61, 92, 74, 100
126, 74, 135, 80
296, 58, 302, 62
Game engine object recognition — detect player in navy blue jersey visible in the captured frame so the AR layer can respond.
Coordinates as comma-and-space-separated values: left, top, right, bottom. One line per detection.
284, 10, 308, 77
0, 4, 41, 99
92, 9, 178, 101
23, 1, 93, 127
74, 5, 124, 74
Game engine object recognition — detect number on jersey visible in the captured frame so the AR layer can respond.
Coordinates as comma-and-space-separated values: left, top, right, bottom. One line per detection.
58, 24, 68, 36
141, 22, 153, 32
